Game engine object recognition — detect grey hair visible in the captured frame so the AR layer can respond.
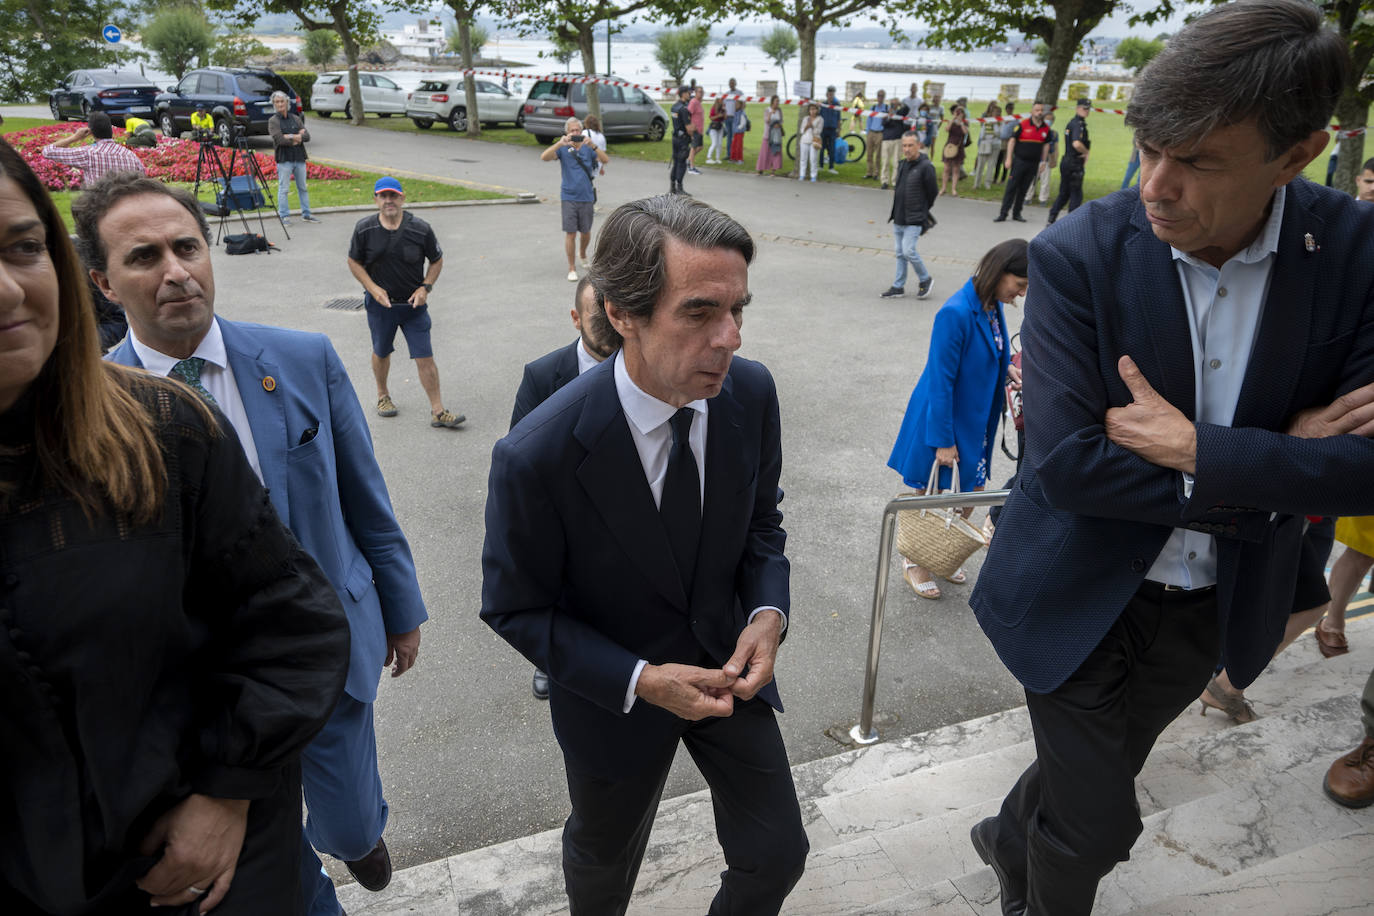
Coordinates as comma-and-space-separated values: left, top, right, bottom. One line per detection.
270, 90, 289, 103
902, 130, 922, 142
1124, 0, 1348, 161
588, 195, 754, 321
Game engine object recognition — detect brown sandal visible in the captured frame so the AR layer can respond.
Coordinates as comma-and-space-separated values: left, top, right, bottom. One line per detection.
1199, 677, 1258, 724
1315, 620, 1350, 658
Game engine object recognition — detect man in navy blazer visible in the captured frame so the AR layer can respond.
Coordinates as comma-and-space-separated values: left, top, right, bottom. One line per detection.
76, 174, 428, 916
969, 4, 1374, 913
482, 196, 808, 915
509, 275, 621, 700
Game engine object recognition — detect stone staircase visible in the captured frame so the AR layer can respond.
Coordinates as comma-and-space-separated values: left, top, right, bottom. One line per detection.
340, 615, 1374, 915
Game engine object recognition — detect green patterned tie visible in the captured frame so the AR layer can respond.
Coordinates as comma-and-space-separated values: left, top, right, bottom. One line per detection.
170, 357, 218, 406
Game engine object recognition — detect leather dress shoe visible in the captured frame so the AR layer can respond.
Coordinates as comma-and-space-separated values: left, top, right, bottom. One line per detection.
344, 836, 392, 892
1324, 736, 1374, 808
532, 668, 550, 700
970, 817, 1027, 916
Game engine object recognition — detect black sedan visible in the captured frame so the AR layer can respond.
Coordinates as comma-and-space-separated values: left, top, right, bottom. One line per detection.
49, 70, 160, 124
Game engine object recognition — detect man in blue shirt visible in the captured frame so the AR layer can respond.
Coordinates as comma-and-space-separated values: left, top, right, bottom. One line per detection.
864, 89, 889, 180
819, 85, 842, 173
541, 117, 610, 282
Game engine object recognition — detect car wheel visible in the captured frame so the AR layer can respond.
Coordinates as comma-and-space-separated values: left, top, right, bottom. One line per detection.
534, 135, 555, 145
379, 112, 392, 118
448, 107, 467, 131
49, 98, 62, 121
344, 101, 353, 120
160, 112, 177, 138
516, 110, 525, 128
316, 109, 332, 117
81, 100, 91, 121
412, 118, 434, 129
216, 117, 233, 147
646, 118, 665, 142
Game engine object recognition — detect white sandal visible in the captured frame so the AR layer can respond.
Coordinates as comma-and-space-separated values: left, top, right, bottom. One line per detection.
945, 567, 968, 585
903, 563, 942, 599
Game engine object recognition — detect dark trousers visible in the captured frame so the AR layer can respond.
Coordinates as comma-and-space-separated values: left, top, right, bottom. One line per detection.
670, 134, 689, 188
820, 128, 838, 168
561, 698, 808, 916
984, 583, 1220, 915
1048, 165, 1084, 220
999, 157, 1039, 218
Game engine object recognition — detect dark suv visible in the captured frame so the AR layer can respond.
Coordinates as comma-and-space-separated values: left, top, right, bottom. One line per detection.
155, 68, 301, 146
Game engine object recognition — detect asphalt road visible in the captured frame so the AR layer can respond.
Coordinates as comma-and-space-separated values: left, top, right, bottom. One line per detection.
8, 106, 1048, 871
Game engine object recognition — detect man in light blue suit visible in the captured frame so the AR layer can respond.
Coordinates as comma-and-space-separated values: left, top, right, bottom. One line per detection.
75, 173, 427, 916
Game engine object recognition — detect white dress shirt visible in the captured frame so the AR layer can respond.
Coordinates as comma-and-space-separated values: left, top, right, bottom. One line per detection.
576, 337, 601, 376
129, 319, 264, 484
1146, 186, 1284, 589
612, 353, 786, 711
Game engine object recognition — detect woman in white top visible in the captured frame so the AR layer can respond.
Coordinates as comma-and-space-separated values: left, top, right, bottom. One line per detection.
798, 104, 823, 182
583, 115, 607, 176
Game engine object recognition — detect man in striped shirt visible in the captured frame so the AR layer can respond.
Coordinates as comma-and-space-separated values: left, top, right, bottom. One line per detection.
41, 112, 145, 187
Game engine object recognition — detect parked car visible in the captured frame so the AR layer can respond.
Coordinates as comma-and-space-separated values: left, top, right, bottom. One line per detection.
155, 67, 301, 146
521, 79, 667, 144
49, 70, 159, 124
311, 71, 408, 118
406, 77, 524, 131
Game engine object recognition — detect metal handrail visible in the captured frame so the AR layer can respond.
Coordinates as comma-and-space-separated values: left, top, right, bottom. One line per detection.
849, 488, 1011, 746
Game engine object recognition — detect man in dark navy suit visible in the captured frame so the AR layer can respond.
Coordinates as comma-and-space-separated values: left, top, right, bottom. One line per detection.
482, 195, 808, 915
510, 275, 621, 700
968, 3, 1374, 913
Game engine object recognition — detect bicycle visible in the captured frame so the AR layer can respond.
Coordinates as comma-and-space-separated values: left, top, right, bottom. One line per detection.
786, 131, 866, 164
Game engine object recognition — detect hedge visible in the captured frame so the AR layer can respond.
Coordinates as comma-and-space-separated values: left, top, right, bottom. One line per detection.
277, 70, 319, 110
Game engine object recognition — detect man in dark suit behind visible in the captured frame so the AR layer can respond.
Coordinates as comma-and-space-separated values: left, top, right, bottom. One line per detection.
968, 3, 1374, 913
510, 275, 622, 700
482, 195, 808, 915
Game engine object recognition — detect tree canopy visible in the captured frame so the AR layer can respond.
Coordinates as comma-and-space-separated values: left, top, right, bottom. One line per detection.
759, 24, 798, 92
302, 27, 339, 66
1115, 35, 1164, 72
0, 0, 138, 101
653, 24, 710, 86
142, 6, 216, 80
448, 21, 488, 56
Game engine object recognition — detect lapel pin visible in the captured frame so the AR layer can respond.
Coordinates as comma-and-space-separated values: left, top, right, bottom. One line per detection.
1304, 232, 1318, 253
262, 376, 277, 392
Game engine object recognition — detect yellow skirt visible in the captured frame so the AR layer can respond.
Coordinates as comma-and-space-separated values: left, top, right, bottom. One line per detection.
1335, 516, 1374, 557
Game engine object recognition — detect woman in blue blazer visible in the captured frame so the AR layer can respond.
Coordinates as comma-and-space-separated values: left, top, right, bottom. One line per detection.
888, 239, 1028, 598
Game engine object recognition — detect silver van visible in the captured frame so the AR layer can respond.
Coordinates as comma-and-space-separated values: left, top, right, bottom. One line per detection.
521, 78, 668, 144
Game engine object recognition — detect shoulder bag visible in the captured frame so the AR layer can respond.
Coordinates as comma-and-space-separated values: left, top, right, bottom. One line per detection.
569, 147, 598, 203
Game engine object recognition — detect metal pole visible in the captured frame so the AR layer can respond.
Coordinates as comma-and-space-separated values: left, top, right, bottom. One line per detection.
850, 489, 1010, 746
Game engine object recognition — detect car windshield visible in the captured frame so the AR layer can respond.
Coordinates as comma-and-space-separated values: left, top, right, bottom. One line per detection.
92, 71, 153, 86
417, 81, 449, 92
236, 73, 291, 96
529, 82, 568, 101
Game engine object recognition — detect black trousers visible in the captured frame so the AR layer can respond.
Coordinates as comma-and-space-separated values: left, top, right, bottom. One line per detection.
999, 157, 1040, 218
561, 698, 808, 916
1048, 165, 1084, 220
670, 135, 689, 188
984, 582, 1220, 915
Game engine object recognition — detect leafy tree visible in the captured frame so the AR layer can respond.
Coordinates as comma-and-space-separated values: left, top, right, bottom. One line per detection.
443, 1, 486, 137
1033, 39, 1049, 64
909, 0, 1127, 108
548, 33, 578, 71
303, 27, 339, 66
448, 21, 488, 56
1115, 35, 1163, 72
653, 23, 710, 86
759, 24, 798, 93
727, 0, 898, 90
0, 0, 143, 102
142, 6, 216, 80
209, 30, 270, 67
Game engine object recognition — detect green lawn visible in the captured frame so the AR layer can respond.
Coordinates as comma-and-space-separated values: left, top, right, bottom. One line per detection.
345, 98, 1354, 200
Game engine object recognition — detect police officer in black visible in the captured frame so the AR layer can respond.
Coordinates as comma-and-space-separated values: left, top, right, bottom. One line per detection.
670, 85, 692, 195
1048, 99, 1093, 224
994, 100, 1051, 222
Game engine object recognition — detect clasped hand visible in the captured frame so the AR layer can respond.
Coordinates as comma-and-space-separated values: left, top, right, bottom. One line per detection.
136, 793, 250, 913
1104, 356, 1197, 472
635, 610, 784, 720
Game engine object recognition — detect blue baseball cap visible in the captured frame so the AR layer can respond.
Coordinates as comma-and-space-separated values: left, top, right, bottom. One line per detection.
374, 176, 404, 195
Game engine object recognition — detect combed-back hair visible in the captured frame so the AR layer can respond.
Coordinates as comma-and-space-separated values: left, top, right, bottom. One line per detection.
588, 195, 754, 322
72, 171, 211, 273
1124, 0, 1348, 161
0, 139, 209, 524
972, 239, 1029, 311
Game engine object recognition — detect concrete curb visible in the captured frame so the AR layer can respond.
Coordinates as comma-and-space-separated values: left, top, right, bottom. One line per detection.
284, 193, 537, 217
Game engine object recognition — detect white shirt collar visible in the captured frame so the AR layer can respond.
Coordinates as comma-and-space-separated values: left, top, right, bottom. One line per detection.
613, 350, 706, 434
576, 338, 602, 375
128, 316, 227, 374
1171, 185, 1286, 268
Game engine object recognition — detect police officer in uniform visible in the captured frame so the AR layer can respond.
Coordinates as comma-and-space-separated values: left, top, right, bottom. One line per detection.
670, 86, 692, 195
1048, 99, 1093, 224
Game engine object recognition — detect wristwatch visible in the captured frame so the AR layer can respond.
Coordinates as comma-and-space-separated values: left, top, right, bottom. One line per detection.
422, 283, 433, 292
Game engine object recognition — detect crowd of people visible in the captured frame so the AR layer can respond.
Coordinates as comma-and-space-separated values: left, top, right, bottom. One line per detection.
5, 2, 1374, 915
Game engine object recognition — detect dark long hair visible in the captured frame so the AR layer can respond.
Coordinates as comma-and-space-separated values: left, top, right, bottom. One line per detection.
972, 239, 1029, 311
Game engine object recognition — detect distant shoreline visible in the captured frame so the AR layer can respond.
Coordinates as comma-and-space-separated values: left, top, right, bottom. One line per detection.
855, 61, 1133, 83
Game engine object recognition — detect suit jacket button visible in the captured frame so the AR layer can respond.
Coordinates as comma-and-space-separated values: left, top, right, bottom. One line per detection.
1131, 559, 1145, 572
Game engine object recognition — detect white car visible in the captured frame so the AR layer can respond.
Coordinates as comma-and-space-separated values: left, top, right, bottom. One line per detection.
311, 72, 408, 118
406, 77, 524, 131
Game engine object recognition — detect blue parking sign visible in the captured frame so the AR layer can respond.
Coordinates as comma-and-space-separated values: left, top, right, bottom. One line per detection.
102, 24, 122, 44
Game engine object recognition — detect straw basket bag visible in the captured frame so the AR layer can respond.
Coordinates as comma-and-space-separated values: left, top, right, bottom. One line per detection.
895, 460, 988, 579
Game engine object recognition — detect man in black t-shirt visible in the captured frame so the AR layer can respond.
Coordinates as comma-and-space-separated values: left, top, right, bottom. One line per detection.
346, 176, 465, 428
995, 100, 1051, 222
1049, 99, 1093, 224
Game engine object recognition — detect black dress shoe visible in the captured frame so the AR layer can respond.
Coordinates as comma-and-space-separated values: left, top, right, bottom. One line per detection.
344, 836, 392, 892
993, 215, 1007, 222
532, 668, 550, 700
970, 818, 1027, 916
1012, 215, 1028, 222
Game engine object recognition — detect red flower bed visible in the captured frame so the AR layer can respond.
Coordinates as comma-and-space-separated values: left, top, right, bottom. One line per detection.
5, 122, 355, 191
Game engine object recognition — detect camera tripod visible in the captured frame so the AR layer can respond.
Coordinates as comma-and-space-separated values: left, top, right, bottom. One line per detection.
191, 131, 290, 244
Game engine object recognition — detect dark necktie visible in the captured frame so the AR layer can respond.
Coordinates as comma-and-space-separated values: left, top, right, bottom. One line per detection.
660, 407, 700, 595
170, 357, 218, 406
